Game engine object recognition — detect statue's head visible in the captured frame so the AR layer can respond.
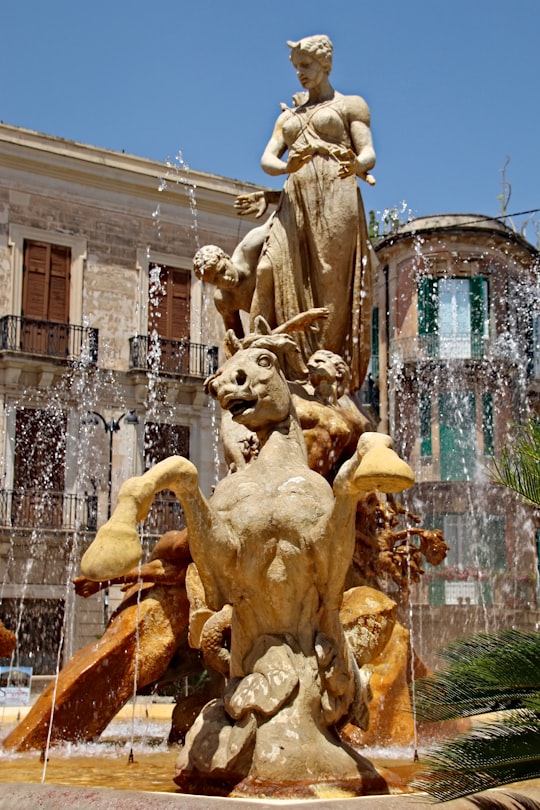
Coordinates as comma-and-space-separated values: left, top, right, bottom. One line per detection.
287, 35, 333, 74
193, 245, 237, 288
308, 349, 351, 397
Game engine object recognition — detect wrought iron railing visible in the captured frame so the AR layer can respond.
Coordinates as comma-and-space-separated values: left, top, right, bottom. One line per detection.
0, 316, 98, 364
129, 335, 218, 378
0, 489, 98, 531
390, 333, 490, 363
141, 496, 186, 536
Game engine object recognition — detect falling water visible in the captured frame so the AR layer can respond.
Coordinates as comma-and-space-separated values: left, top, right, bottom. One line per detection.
383, 215, 540, 669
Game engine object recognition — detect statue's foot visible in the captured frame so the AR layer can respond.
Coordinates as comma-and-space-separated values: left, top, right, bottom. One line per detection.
80, 519, 142, 581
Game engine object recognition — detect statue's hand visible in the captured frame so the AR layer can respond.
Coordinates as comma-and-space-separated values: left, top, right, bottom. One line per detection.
287, 146, 313, 174
337, 151, 359, 179
288, 307, 329, 332
73, 576, 102, 598
234, 191, 267, 219
359, 172, 376, 186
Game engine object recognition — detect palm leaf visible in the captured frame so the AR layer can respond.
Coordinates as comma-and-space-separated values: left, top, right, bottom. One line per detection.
413, 712, 540, 801
415, 631, 540, 722
492, 419, 540, 508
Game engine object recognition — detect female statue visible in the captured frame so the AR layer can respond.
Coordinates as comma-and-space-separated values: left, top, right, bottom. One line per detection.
250, 35, 376, 392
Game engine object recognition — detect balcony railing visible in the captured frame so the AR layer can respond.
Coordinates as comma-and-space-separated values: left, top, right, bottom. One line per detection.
390, 333, 490, 363
0, 316, 98, 364
141, 496, 186, 536
0, 490, 98, 531
129, 335, 218, 378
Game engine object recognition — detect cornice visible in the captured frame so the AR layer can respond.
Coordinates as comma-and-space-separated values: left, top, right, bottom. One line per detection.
375, 214, 538, 262
0, 123, 266, 218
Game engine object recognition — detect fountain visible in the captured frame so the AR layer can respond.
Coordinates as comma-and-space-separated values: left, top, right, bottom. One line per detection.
2, 33, 539, 808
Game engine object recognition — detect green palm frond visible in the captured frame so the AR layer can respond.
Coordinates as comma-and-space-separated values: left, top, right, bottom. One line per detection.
492, 419, 540, 508
413, 630, 540, 800
415, 630, 540, 722
413, 712, 540, 801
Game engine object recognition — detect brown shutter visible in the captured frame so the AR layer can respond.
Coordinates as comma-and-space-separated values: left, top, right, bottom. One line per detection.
150, 265, 170, 339
48, 244, 70, 322
169, 268, 190, 340
149, 265, 190, 340
22, 242, 49, 318
22, 241, 70, 322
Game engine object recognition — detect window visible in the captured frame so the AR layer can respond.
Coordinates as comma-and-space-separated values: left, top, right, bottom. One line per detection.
427, 513, 505, 606
144, 422, 190, 468
19, 241, 71, 355
8, 225, 86, 325
22, 241, 70, 323
11, 408, 67, 527
148, 264, 191, 374
439, 392, 476, 480
0, 599, 64, 674
142, 422, 190, 535
439, 513, 506, 571
418, 276, 488, 359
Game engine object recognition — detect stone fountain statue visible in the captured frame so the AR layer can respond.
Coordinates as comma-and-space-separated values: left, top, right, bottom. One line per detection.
78, 318, 415, 796
3, 34, 448, 799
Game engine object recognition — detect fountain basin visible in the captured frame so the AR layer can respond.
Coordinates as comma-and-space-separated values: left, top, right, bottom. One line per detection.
1, 780, 540, 809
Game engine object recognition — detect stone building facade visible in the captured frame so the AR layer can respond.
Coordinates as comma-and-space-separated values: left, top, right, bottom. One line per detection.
374, 215, 540, 666
0, 123, 261, 671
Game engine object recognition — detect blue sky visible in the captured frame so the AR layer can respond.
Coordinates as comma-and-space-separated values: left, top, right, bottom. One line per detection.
1, 0, 539, 240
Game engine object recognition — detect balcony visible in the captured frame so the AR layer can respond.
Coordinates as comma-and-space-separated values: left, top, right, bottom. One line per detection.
0, 490, 97, 532
390, 333, 490, 363
129, 335, 218, 378
0, 316, 98, 364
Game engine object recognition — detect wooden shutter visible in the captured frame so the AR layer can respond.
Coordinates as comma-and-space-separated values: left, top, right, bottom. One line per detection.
22, 242, 48, 319
418, 277, 439, 357
418, 277, 439, 335
48, 245, 71, 322
470, 276, 486, 336
22, 241, 70, 322
149, 265, 190, 340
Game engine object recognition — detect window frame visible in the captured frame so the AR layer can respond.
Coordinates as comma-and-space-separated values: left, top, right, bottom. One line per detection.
8, 225, 86, 326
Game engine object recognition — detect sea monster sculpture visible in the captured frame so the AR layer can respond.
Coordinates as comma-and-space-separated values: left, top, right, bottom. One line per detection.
79, 318, 415, 796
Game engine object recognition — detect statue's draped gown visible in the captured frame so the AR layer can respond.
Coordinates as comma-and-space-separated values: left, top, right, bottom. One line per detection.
260, 95, 375, 392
